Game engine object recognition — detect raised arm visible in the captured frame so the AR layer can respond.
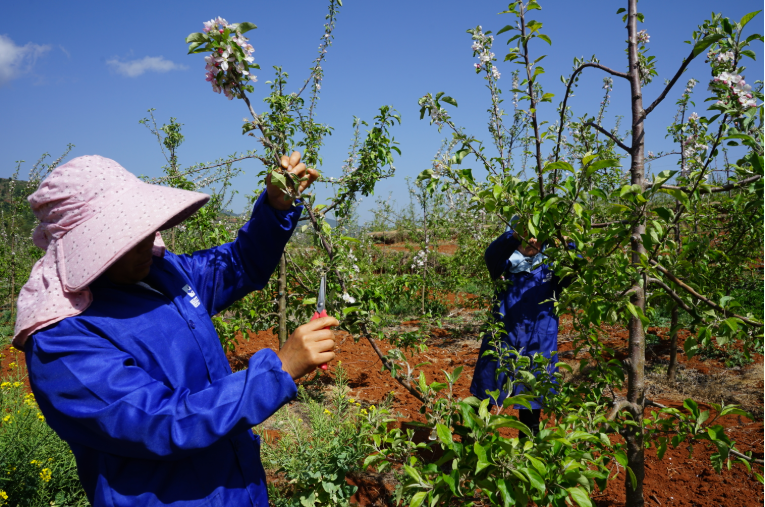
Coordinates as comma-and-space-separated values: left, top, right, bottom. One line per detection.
484, 230, 522, 280
169, 189, 302, 316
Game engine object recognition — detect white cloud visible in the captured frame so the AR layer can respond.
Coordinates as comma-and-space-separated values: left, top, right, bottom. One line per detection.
0, 34, 51, 86
106, 56, 187, 77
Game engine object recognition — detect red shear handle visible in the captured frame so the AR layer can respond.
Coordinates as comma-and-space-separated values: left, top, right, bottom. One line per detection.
310, 309, 329, 370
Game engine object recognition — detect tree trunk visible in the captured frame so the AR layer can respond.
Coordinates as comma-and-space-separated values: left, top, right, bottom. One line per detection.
278, 253, 287, 349
625, 1, 647, 505
668, 304, 679, 382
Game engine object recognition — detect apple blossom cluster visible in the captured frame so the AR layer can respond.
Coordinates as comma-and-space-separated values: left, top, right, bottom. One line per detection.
341, 292, 356, 304
186, 18, 258, 100
411, 249, 427, 270
636, 29, 650, 44
709, 71, 757, 112
470, 27, 500, 80
706, 49, 736, 72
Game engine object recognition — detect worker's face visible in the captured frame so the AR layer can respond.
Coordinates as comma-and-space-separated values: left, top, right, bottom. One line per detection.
105, 233, 156, 285
517, 237, 541, 257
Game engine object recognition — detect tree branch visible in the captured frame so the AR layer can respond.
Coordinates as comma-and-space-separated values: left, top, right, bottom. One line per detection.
592, 219, 631, 229
649, 261, 764, 327
584, 122, 632, 153
554, 62, 628, 165
642, 47, 698, 119
647, 277, 694, 314
608, 399, 640, 421
660, 175, 762, 194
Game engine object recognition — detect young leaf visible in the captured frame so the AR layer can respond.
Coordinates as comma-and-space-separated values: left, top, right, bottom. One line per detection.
409, 491, 428, 507
236, 21, 258, 34
185, 32, 208, 43
440, 96, 458, 107
692, 34, 726, 57
626, 466, 638, 491
567, 487, 594, 507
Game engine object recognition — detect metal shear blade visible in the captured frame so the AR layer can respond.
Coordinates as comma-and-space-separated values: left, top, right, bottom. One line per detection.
316, 274, 326, 314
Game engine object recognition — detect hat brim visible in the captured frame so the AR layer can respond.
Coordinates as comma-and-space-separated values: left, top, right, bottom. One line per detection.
61, 181, 209, 291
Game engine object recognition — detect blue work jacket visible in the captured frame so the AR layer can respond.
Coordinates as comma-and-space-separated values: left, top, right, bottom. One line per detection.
24, 191, 300, 507
470, 231, 571, 408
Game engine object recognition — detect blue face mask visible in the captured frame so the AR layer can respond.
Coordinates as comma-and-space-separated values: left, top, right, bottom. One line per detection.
507, 246, 546, 274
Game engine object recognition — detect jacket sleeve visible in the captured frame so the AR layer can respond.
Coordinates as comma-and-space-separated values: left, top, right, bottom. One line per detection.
26, 325, 297, 461
484, 231, 522, 280
171, 190, 302, 316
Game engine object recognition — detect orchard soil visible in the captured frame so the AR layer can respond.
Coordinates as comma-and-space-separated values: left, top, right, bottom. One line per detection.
223, 308, 764, 507
1, 309, 762, 506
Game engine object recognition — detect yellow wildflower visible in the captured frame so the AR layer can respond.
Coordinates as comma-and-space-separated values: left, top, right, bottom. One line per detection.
323, 409, 332, 415
38, 414, 45, 422
2, 415, 11, 423
0, 382, 9, 389
13, 382, 21, 388
7, 362, 16, 369
348, 398, 355, 404
369, 405, 376, 411
360, 409, 368, 415
0, 490, 7, 500
39, 468, 52, 482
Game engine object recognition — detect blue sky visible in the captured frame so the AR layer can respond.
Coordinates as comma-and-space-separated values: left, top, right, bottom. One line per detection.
1, 0, 762, 221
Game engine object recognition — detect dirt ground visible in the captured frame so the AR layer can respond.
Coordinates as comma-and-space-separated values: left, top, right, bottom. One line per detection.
2, 310, 762, 506
228, 310, 764, 507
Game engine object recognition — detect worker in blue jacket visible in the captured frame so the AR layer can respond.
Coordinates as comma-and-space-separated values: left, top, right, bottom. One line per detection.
470, 219, 573, 436
14, 152, 335, 507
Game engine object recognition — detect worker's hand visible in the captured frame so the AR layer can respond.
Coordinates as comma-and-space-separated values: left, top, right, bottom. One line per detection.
277, 316, 338, 380
266, 151, 320, 210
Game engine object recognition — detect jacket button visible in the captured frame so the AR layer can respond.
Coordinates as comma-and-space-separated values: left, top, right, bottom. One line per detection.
189, 320, 196, 329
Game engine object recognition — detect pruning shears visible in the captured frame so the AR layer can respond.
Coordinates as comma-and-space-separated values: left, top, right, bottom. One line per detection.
310, 274, 329, 371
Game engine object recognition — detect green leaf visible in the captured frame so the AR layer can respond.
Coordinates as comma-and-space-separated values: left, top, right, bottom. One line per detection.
616, 7, 626, 14
497, 24, 514, 36
538, 34, 552, 45
544, 161, 574, 173
692, 34, 725, 57
522, 467, 545, 494
440, 96, 458, 107
185, 32, 208, 43
496, 478, 515, 507
236, 21, 258, 34
409, 491, 428, 507
568, 487, 593, 507
526, 455, 546, 477
626, 466, 637, 491
683, 399, 700, 418
740, 49, 757, 60
404, 465, 425, 485
739, 10, 761, 29
303, 297, 317, 306
585, 159, 621, 177
270, 171, 288, 191
436, 423, 453, 446
658, 187, 691, 210
474, 441, 491, 474
342, 306, 361, 315
614, 450, 628, 467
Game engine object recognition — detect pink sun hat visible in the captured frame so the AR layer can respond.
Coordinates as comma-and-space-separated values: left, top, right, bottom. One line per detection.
13, 155, 210, 349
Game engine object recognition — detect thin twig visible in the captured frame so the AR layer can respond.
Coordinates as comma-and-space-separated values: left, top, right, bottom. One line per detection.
584, 122, 632, 153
